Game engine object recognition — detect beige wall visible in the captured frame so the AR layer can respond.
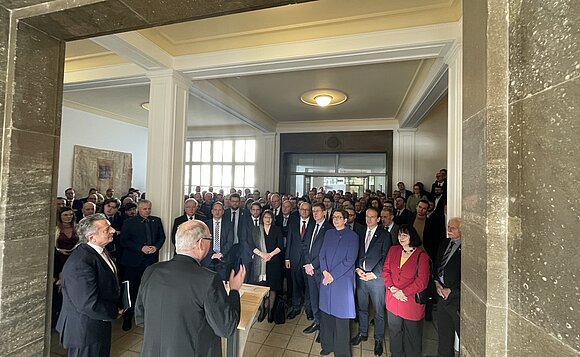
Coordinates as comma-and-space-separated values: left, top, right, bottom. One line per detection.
414, 95, 448, 190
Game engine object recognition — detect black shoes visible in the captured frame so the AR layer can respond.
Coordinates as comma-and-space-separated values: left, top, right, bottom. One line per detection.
122, 316, 132, 331
306, 311, 314, 320
374, 339, 384, 356
302, 323, 319, 334
320, 349, 331, 356
350, 333, 368, 345
287, 308, 301, 320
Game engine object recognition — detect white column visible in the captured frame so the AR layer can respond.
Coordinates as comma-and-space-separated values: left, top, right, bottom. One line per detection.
392, 129, 417, 191
254, 133, 277, 192
146, 69, 190, 261
445, 43, 463, 220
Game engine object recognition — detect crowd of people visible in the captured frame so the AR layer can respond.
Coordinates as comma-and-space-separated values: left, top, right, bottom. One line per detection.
54, 168, 461, 357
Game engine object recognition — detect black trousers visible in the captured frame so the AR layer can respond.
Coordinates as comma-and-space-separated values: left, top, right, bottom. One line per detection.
306, 273, 321, 324
122, 265, 147, 319
320, 311, 351, 357
387, 310, 423, 357
437, 300, 460, 357
290, 266, 310, 311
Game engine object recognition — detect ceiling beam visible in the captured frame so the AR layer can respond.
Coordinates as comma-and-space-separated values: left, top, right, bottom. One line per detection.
91, 32, 174, 71
189, 80, 277, 133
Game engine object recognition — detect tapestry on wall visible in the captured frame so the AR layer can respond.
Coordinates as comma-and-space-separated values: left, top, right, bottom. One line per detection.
72, 145, 133, 197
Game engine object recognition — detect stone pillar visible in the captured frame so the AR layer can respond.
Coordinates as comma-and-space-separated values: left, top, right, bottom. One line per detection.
146, 70, 190, 261
0, 20, 65, 356
462, 1, 579, 356
392, 128, 416, 191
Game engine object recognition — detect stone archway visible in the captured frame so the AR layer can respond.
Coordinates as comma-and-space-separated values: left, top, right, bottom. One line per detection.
0, 2, 305, 355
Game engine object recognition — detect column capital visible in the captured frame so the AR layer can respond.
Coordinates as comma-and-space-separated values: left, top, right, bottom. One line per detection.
146, 69, 191, 89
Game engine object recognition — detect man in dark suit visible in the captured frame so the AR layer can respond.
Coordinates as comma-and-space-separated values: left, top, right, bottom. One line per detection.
56, 214, 122, 357
431, 185, 447, 216
393, 196, 414, 225
204, 201, 234, 280
171, 198, 207, 248
397, 182, 413, 200
434, 217, 462, 357
301, 202, 331, 335
430, 171, 447, 197
351, 207, 392, 356
380, 207, 399, 245
276, 199, 296, 301
119, 199, 166, 331
224, 193, 252, 270
135, 219, 245, 357
102, 198, 123, 259
345, 207, 366, 237
285, 201, 314, 319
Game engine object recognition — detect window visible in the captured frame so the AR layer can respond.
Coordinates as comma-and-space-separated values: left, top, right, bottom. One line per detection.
184, 139, 256, 194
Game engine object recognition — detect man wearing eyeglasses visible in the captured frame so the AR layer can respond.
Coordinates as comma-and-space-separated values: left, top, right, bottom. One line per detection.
136, 219, 245, 357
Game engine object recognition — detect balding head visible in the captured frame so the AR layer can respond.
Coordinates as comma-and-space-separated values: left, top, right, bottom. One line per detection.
175, 220, 211, 260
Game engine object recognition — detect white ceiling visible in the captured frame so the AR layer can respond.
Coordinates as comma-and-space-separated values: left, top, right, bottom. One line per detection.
62, 0, 461, 131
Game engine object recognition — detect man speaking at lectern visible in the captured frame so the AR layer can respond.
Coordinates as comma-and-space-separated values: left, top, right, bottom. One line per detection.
135, 219, 246, 357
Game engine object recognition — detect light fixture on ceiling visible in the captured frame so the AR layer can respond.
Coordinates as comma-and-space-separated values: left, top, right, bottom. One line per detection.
141, 102, 150, 111
300, 89, 347, 108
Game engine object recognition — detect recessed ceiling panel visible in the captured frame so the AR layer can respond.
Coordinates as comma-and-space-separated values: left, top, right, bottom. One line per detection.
221, 60, 422, 122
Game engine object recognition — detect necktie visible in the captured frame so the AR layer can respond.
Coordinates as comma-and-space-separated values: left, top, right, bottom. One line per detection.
309, 224, 320, 253
300, 220, 306, 238
349, 223, 353, 230
189, 216, 194, 220
101, 249, 116, 275
214, 221, 221, 252
365, 229, 372, 252
143, 218, 152, 245
232, 211, 238, 244
283, 216, 288, 227
438, 241, 455, 277
254, 219, 258, 227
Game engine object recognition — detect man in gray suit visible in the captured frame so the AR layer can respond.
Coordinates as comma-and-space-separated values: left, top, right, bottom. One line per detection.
135, 219, 246, 357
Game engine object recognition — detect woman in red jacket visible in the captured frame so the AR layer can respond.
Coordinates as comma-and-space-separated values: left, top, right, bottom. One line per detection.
382, 224, 430, 357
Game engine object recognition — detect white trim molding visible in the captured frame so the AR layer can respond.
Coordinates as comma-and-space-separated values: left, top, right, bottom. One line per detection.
392, 128, 417, 191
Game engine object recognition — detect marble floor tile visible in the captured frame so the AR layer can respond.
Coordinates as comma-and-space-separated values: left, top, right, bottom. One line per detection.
243, 341, 262, 357
286, 335, 313, 353
256, 344, 285, 357
281, 350, 309, 357
248, 328, 271, 344
254, 319, 276, 331
273, 322, 297, 335
263, 332, 291, 348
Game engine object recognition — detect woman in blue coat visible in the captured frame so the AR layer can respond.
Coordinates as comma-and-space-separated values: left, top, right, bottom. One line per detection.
318, 208, 359, 357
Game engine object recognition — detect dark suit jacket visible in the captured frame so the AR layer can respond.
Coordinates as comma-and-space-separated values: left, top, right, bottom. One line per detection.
203, 218, 234, 267
383, 222, 400, 245
302, 220, 331, 275
394, 208, 414, 226
120, 215, 166, 268
135, 254, 240, 357
105, 212, 124, 259
56, 243, 120, 348
170, 213, 207, 247
275, 214, 294, 239
356, 227, 392, 277
351, 221, 367, 240
224, 207, 252, 246
285, 216, 314, 267
434, 238, 461, 309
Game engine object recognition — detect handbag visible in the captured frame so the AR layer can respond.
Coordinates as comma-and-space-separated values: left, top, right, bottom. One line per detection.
414, 251, 436, 304
273, 296, 288, 324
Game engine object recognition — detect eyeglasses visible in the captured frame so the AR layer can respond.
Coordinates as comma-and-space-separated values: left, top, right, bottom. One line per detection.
202, 237, 213, 241
332, 216, 345, 220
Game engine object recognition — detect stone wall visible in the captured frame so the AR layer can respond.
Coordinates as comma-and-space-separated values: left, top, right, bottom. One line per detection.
462, 0, 579, 356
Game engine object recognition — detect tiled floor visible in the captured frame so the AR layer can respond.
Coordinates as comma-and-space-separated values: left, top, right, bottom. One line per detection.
51, 310, 442, 357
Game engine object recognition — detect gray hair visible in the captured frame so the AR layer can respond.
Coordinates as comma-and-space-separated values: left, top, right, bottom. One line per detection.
138, 199, 152, 207
77, 213, 107, 243
175, 221, 208, 251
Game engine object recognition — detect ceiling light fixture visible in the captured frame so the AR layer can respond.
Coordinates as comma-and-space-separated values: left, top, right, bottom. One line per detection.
141, 102, 150, 111
301, 89, 347, 108
314, 95, 333, 107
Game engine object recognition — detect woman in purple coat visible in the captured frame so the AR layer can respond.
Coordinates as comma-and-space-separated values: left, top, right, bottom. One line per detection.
318, 208, 359, 357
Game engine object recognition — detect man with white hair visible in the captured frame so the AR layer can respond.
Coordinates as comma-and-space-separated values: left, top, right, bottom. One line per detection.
136, 219, 245, 357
